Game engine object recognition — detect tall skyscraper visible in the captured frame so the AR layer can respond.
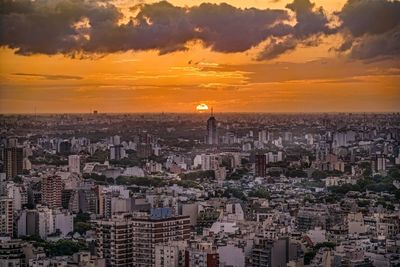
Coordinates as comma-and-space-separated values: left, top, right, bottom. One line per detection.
42, 176, 63, 208
206, 108, 218, 145
68, 155, 81, 174
255, 154, 267, 177
3, 147, 23, 179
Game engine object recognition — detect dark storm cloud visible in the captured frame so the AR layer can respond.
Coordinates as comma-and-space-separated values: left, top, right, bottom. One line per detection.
257, 38, 297, 60
338, 0, 400, 37
286, 0, 335, 37
0, 0, 121, 55
336, 0, 400, 60
257, 0, 335, 60
188, 3, 290, 52
0, 0, 399, 61
348, 27, 400, 60
0, 0, 290, 56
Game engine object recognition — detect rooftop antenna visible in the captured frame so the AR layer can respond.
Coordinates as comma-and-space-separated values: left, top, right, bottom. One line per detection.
211, 107, 214, 117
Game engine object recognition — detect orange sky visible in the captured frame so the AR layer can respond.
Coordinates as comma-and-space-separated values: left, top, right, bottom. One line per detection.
0, 0, 399, 113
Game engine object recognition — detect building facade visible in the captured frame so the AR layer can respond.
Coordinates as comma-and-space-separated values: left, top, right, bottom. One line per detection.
94, 212, 190, 267
41, 176, 63, 209
3, 147, 23, 179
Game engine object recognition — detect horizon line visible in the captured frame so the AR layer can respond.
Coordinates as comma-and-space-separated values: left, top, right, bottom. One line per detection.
1, 111, 400, 115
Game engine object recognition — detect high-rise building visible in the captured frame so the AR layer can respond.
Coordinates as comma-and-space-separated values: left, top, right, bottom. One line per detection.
94, 215, 134, 267
109, 135, 121, 146
16, 205, 67, 240
58, 140, 72, 154
283, 132, 293, 142
7, 137, 18, 148
110, 145, 126, 160
376, 155, 386, 172
94, 211, 190, 267
3, 147, 23, 179
255, 155, 266, 177
0, 197, 13, 237
137, 143, 153, 158
42, 176, 63, 208
68, 155, 81, 174
206, 109, 218, 145
201, 154, 219, 171
258, 130, 267, 143
68, 188, 98, 214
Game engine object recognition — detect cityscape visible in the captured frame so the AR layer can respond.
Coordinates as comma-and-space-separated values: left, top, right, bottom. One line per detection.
0, 112, 399, 266
1, 0, 400, 266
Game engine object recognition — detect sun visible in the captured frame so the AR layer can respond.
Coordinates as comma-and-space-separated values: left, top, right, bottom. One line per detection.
196, 103, 209, 112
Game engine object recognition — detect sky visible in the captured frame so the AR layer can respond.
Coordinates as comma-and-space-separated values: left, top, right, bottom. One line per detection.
0, 0, 399, 113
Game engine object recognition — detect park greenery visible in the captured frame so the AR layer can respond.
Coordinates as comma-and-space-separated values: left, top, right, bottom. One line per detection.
73, 212, 92, 235
227, 168, 249, 180
248, 188, 270, 199
179, 170, 215, 180
328, 167, 400, 199
29, 154, 67, 166
83, 173, 202, 189
21, 236, 88, 257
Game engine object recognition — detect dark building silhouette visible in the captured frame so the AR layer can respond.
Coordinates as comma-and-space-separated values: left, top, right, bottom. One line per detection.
206, 108, 218, 145
255, 154, 266, 177
3, 147, 23, 179
58, 140, 71, 155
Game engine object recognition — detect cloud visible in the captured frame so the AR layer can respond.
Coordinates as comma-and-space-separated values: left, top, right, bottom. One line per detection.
338, 0, 400, 37
203, 58, 400, 84
0, 0, 399, 61
13, 73, 83, 80
286, 0, 335, 37
336, 0, 400, 60
188, 3, 290, 52
0, 0, 290, 56
347, 28, 400, 60
0, 0, 121, 55
257, 38, 297, 60
257, 0, 335, 60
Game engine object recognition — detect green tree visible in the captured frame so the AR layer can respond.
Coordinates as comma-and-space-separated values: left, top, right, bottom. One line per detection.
248, 188, 270, 199
46, 240, 88, 256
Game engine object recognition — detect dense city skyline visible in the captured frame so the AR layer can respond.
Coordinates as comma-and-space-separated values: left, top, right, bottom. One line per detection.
1, 0, 399, 113
1, 112, 400, 266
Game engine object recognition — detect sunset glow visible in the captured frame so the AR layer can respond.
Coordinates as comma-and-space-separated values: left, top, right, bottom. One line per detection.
196, 104, 209, 112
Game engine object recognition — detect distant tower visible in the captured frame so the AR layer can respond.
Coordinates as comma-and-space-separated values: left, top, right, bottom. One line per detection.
206, 108, 218, 145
